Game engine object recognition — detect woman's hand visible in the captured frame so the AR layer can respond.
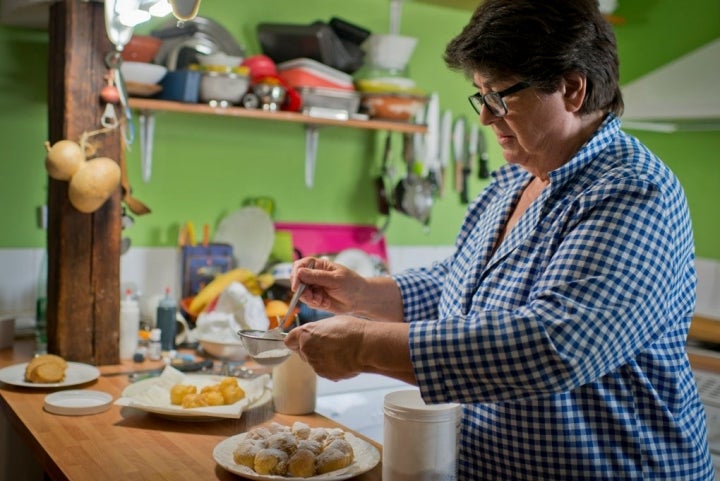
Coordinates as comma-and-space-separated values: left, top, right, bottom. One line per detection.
290, 257, 366, 315
284, 315, 416, 384
284, 315, 366, 381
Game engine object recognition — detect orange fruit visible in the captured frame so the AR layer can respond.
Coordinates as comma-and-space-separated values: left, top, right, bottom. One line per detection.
265, 300, 289, 329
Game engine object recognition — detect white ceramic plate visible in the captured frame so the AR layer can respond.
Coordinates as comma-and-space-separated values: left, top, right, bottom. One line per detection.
44, 389, 113, 416
213, 431, 380, 480
333, 248, 376, 278
213, 207, 275, 274
116, 372, 271, 421
0, 361, 100, 388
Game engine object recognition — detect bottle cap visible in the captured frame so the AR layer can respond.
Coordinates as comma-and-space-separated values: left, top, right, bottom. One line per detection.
150, 328, 161, 341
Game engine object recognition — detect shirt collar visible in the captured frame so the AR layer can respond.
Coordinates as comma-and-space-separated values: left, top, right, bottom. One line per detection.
491, 113, 620, 190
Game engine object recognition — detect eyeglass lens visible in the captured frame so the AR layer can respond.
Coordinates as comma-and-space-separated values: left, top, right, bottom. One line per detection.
468, 82, 529, 117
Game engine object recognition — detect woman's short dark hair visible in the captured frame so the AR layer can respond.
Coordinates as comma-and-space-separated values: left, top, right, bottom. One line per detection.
444, 0, 623, 116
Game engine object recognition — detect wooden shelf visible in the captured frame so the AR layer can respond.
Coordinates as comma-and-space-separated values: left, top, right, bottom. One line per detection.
128, 98, 427, 134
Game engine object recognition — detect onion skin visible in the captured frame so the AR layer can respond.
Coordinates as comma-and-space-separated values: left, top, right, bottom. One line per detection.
45, 140, 86, 181
68, 157, 121, 213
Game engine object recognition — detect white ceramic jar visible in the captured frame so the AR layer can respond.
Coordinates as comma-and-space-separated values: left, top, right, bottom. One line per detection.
271, 351, 317, 415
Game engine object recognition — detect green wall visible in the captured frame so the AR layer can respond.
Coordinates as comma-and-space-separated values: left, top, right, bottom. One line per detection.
1, 0, 718, 259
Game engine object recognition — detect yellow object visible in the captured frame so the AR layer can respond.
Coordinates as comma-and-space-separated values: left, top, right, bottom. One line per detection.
186, 221, 197, 246
44, 139, 85, 181
257, 273, 275, 291
68, 157, 121, 213
187, 268, 258, 315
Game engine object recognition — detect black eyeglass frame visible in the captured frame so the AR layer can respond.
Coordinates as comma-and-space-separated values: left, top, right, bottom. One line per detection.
468, 82, 530, 117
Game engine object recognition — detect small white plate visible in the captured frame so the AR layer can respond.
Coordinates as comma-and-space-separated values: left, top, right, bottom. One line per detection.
44, 390, 113, 416
0, 361, 100, 388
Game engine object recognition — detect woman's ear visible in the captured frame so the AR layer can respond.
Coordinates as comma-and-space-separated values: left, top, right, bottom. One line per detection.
562, 71, 586, 113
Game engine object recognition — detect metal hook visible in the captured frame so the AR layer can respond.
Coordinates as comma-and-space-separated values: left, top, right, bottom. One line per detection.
101, 103, 119, 129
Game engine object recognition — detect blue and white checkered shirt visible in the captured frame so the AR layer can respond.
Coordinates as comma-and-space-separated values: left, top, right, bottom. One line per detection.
394, 115, 715, 480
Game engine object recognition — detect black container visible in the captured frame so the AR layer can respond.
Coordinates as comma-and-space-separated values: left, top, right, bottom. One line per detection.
257, 21, 365, 74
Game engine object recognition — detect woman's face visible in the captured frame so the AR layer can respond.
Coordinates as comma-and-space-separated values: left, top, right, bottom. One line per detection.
472, 73, 579, 176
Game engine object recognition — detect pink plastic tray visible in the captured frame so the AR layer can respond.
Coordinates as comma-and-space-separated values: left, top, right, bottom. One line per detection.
274, 222, 388, 262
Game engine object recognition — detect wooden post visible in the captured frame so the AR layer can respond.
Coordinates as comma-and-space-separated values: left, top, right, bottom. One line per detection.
46, 0, 121, 365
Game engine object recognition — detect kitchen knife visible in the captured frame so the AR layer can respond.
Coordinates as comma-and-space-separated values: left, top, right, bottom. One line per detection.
477, 127, 490, 179
424, 92, 441, 191
463, 124, 478, 204
452, 116, 467, 195
439, 109, 453, 197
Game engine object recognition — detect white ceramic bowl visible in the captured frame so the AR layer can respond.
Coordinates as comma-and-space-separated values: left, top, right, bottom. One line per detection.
120, 61, 168, 85
363, 34, 418, 71
197, 336, 248, 361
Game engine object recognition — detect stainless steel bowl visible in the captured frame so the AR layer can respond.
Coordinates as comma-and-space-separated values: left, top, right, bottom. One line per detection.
237, 329, 292, 366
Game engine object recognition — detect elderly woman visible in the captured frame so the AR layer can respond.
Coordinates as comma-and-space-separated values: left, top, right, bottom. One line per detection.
285, 0, 715, 478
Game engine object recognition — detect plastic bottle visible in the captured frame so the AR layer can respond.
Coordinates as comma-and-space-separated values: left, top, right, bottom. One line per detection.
156, 288, 177, 352
383, 389, 461, 481
35, 250, 48, 354
119, 288, 140, 359
148, 328, 162, 361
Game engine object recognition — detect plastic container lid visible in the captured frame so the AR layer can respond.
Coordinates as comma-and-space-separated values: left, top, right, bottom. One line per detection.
278, 58, 353, 89
384, 389, 460, 423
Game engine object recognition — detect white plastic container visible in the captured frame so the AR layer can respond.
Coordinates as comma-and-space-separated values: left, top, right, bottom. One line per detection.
272, 351, 317, 415
363, 34, 418, 72
119, 289, 140, 359
383, 389, 461, 481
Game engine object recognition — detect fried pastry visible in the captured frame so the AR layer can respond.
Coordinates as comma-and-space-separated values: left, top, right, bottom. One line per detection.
24, 354, 68, 383
287, 448, 315, 477
234, 424, 356, 478
170, 384, 197, 405
254, 448, 288, 475
171, 377, 246, 408
233, 440, 263, 468
316, 447, 352, 474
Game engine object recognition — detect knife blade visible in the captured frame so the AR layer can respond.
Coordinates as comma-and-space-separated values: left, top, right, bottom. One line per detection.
477, 128, 490, 179
451, 116, 467, 194
424, 92, 441, 191
462, 124, 478, 204
439, 109, 453, 197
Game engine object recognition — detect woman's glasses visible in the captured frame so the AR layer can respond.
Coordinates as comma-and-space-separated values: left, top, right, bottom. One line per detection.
468, 82, 530, 117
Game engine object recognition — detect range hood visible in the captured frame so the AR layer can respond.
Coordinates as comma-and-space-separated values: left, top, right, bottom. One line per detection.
621, 38, 720, 133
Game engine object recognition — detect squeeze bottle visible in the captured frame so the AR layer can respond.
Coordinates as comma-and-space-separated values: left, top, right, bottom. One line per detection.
156, 288, 177, 352
119, 288, 140, 359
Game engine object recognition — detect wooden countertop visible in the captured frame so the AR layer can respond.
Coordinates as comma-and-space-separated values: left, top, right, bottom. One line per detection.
0, 340, 381, 481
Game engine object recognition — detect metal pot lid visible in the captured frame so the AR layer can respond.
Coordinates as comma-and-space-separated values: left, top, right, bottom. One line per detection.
152, 16, 245, 70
